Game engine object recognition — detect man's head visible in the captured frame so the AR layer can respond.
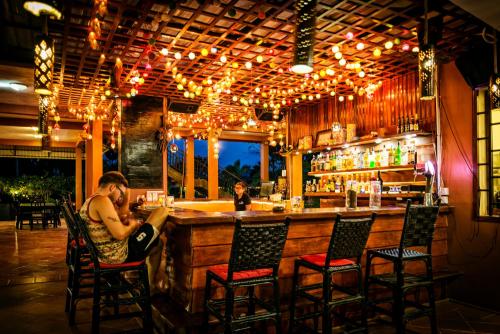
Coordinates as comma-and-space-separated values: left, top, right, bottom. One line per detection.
234, 181, 247, 196
98, 171, 128, 203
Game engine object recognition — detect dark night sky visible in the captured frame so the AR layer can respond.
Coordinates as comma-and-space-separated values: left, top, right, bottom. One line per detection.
194, 140, 261, 168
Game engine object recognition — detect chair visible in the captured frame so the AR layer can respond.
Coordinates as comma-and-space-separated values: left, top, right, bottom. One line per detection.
364, 200, 441, 334
74, 212, 154, 334
203, 217, 290, 334
30, 196, 50, 229
61, 200, 92, 324
15, 201, 33, 229
289, 214, 376, 334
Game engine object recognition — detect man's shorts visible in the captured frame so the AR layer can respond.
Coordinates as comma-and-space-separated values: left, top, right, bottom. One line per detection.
126, 223, 160, 262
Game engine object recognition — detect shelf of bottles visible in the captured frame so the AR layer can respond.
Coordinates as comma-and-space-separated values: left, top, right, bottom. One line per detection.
304, 129, 431, 195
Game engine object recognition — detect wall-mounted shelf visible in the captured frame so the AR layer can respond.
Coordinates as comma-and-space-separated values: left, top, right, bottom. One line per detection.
301, 131, 432, 154
308, 164, 415, 176
304, 192, 424, 198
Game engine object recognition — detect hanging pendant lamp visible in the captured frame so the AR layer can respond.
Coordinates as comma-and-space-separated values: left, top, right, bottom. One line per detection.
291, 0, 317, 74
490, 32, 500, 112
34, 33, 55, 95
418, 0, 436, 100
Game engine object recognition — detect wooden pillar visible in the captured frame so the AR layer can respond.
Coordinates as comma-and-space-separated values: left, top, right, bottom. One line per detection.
75, 146, 83, 209
207, 133, 219, 200
289, 152, 303, 197
185, 136, 195, 200
85, 119, 103, 197
162, 97, 168, 195
260, 142, 269, 181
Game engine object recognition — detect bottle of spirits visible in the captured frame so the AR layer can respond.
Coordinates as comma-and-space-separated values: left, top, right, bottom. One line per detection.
394, 141, 401, 166
401, 144, 408, 165
324, 153, 330, 171
377, 170, 384, 191
311, 155, 316, 172
375, 149, 381, 167
335, 176, 341, 193
414, 114, 420, 131
363, 149, 369, 169
340, 176, 345, 193
330, 153, 336, 171
336, 151, 343, 171
381, 145, 389, 167
388, 144, 394, 166
409, 116, 414, 132
397, 117, 401, 134
405, 117, 410, 132
369, 149, 376, 168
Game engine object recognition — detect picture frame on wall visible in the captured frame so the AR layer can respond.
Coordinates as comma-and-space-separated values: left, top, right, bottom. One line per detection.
303, 135, 313, 150
315, 129, 332, 147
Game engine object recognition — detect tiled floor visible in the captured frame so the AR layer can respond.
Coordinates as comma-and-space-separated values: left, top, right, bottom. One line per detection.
0, 220, 499, 334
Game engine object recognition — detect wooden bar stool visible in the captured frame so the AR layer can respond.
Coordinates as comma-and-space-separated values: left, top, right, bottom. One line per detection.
364, 200, 440, 334
289, 213, 376, 334
74, 213, 154, 334
202, 217, 290, 334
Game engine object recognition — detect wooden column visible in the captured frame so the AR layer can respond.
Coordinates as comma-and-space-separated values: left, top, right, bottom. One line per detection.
260, 142, 269, 181
207, 134, 219, 200
185, 136, 195, 200
162, 97, 168, 195
75, 146, 83, 209
85, 119, 103, 197
289, 152, 303, 197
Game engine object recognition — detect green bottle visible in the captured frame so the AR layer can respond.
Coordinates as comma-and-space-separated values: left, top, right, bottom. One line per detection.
394, 141, 401, 166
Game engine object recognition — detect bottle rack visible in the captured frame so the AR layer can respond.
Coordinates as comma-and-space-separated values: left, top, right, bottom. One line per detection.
308, 164, 415, 176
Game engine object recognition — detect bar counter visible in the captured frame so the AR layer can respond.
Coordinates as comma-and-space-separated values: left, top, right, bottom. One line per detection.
139, 204, 451, 313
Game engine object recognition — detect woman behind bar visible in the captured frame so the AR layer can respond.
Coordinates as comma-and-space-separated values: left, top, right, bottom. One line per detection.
233, 181, 252, 211
79, 171, 169, 294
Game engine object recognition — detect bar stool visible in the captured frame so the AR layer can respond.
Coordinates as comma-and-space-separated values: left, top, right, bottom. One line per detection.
364, 200, 440, 334
289, 213, 376, 334
61, 201, 93, 325
74, 213, 154, 334
202, 217, 290, 334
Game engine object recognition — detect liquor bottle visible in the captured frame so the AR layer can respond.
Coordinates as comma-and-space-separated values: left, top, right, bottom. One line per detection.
363, 149, 369, 169
405, 117, 410, 132
312, 179, 317, 192
335, 176, 341, 193
336, 151, 343, 171
330, 153, 336, 171
377, 170, 384, 191
414, 114, 420, 131
397, 117, 401, 134
409, 116, 414, 132
311, 155, 316, 172
324, 153, 330, 171
369, 149, 375, 168
394, 141, 401, 166
388, 144, 394, 166
340, 176, 345, 193
375, 149, 381, 167
401, 144, 408, 165
381, 145, 389, 167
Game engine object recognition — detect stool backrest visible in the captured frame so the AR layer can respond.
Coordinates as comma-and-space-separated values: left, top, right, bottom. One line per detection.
400, 200, 441, 255
227, 217, 290, 281
326, 213, 376, 265
62, 200, 79, 241
74, 212, 101, 270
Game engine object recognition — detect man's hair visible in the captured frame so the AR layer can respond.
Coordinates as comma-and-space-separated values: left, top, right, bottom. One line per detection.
235, 181, 247, 190
98, 171, 128, 188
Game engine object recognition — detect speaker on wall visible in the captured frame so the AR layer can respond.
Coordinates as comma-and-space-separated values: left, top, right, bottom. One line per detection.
254, 107, 285, 121
455, 42, 493, 88
168, 100, 199, 114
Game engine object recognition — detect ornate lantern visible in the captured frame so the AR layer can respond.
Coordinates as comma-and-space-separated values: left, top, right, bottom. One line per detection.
291, 0, 317, 74
34, 34, 55, 95
418, 0, 436, 100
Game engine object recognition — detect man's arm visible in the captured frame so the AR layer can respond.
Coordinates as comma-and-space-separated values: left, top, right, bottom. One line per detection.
91, 196, 139, 240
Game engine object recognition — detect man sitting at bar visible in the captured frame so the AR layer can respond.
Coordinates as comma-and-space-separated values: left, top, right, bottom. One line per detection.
79, 171, 169, 294
234, 181, 252, 211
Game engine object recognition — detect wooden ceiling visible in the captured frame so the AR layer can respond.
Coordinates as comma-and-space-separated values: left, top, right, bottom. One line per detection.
1, 0, 489, 125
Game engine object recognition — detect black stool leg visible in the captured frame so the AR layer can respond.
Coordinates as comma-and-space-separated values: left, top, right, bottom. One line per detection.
358, 266, 368, 334
394, 262, 405, 334
425, 258, 438, 334
224, 286, 235, 334
248, 286, 255, 333
91, 272, 101, 334
202, 274, 212, 333
322, 271, 332, 334
273, 277, 282, 334
288, 261, 300, 334
141, 266, 153, 334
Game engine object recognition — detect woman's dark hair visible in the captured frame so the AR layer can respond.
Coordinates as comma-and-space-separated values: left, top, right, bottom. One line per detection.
98, 171, 129, 188
234, 181, 247, 190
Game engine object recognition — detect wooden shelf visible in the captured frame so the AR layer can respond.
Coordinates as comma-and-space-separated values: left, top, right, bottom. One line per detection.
308, 164, 415, 176
301, 131, 432, 154
304, 192, 424, 198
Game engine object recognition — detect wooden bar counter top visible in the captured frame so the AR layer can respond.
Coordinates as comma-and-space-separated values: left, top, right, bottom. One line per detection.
138, 204, 452, 314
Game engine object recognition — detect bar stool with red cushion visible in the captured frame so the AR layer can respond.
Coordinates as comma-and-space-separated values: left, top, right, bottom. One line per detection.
289, 213, 376, 334
202, 217, 290, 334
74, 212, 153, 334
61, 200, 93, 325
364, 200, 440, 334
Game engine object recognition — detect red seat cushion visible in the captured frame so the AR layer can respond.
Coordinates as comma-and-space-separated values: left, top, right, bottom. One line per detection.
208, 264, 273, 281
89, 260, 145, 269
70, 237, 86, 249
300, 253, 355, 267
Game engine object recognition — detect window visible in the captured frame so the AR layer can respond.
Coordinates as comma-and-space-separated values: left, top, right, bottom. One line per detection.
474, 88, 500, 218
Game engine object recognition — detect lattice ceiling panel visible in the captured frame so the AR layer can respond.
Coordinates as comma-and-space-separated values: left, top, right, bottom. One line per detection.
40, 0, 485, 128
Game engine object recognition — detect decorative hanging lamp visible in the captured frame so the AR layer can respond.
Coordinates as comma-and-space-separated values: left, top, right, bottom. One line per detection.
23, 0, 62, 19
34, 33, 55, 95
418, 0, 436, 100
291, 0, 317, 74
490, 32, 500, 112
